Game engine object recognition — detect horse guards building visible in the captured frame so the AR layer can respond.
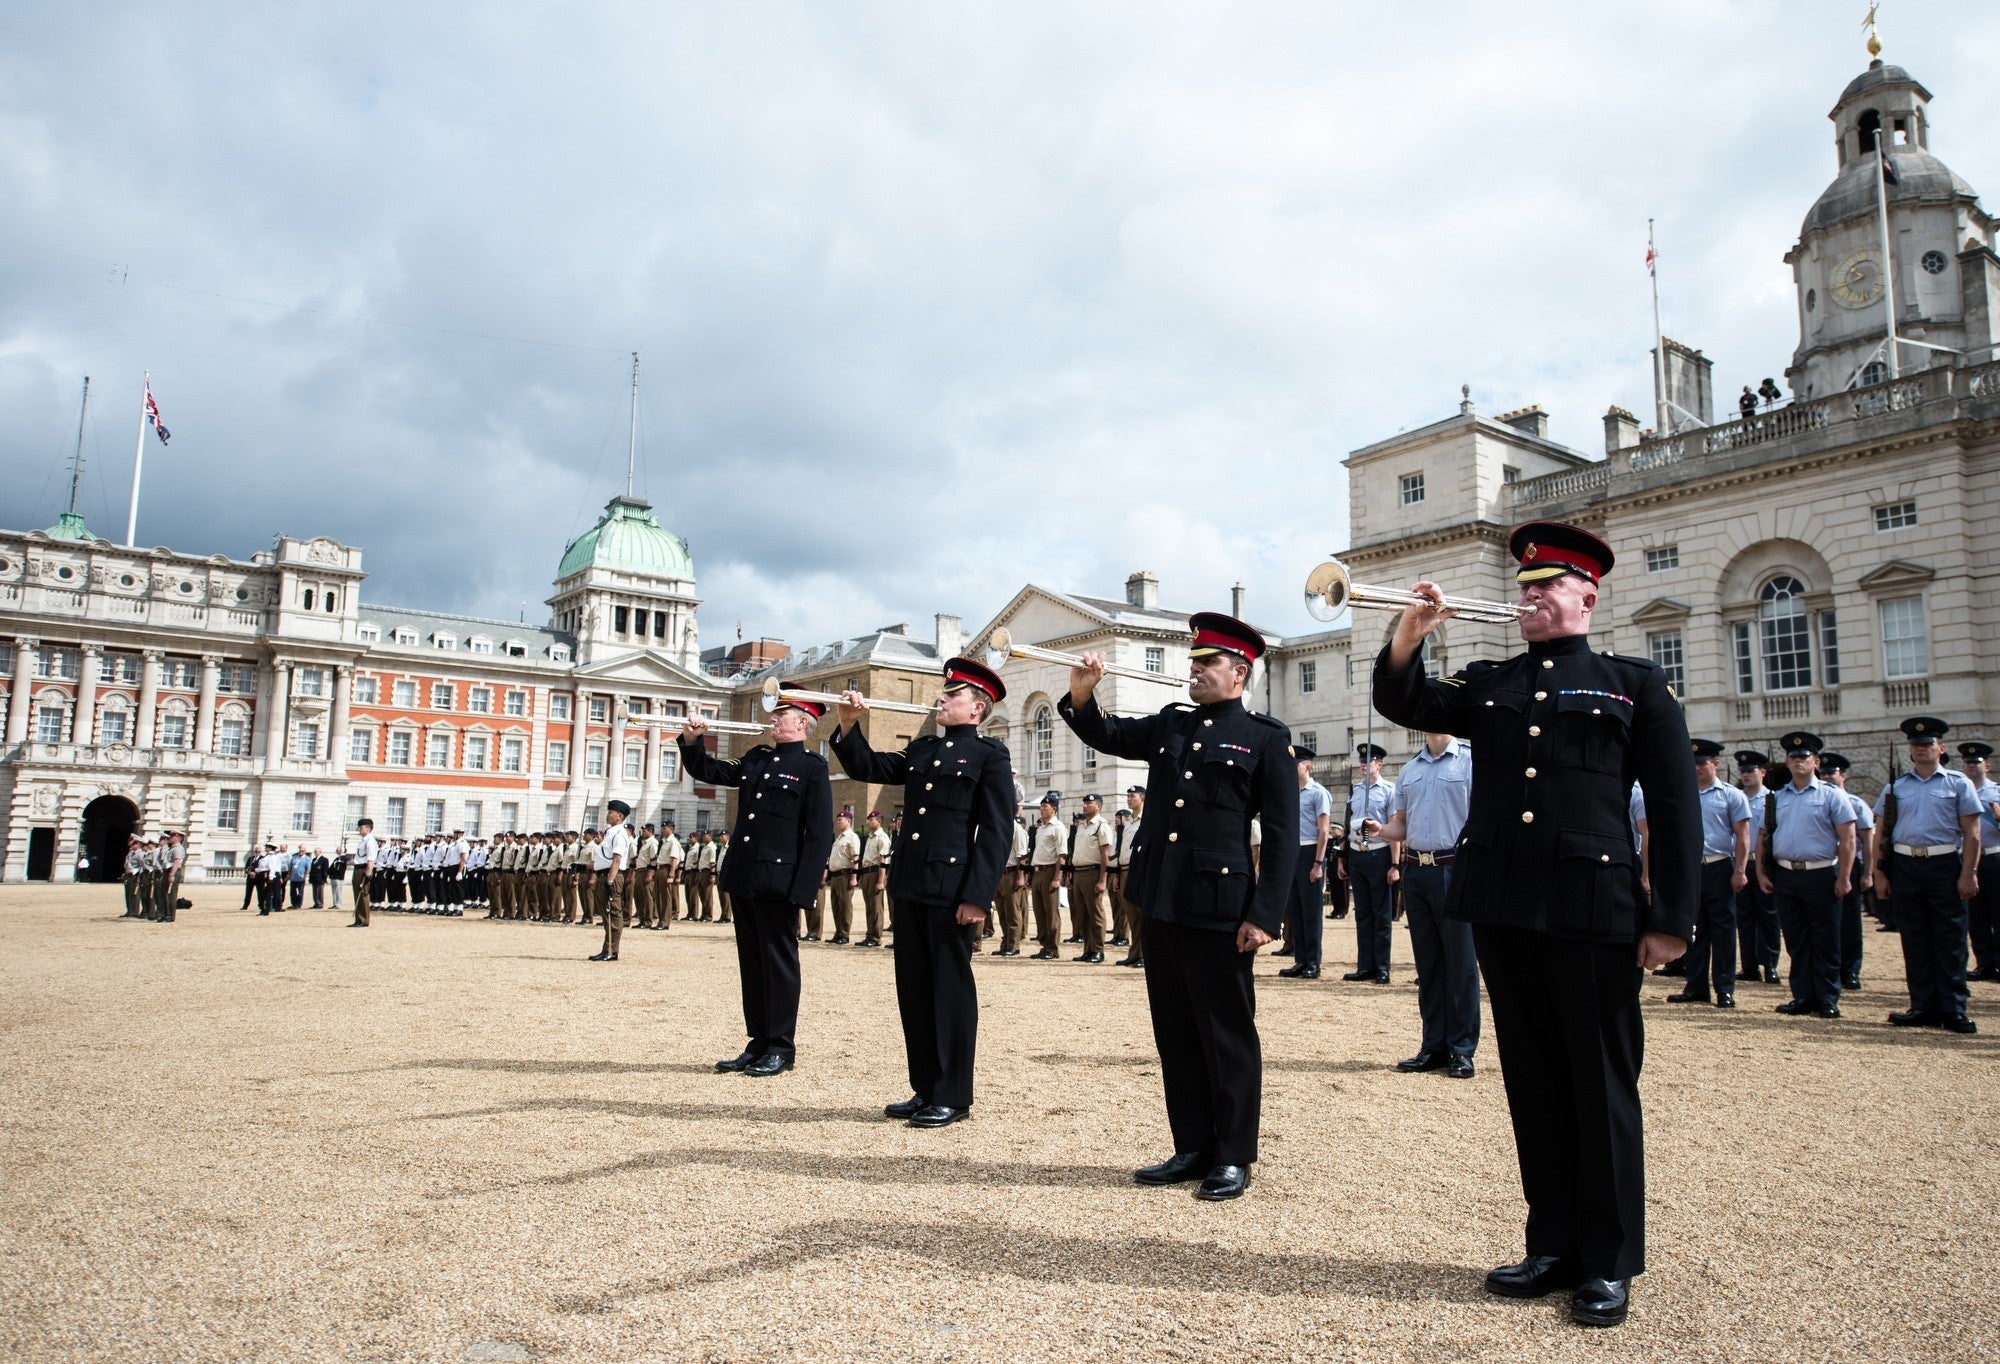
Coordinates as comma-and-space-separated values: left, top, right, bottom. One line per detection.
4, 58, 1997, 882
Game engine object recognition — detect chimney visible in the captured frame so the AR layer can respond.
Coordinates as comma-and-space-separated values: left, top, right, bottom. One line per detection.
933, 613, 963, 661
1126, 570, 1159, 609
1497, 404, 1550, 439
1230, 581, 1246, 618
1603, 405, 1640, 454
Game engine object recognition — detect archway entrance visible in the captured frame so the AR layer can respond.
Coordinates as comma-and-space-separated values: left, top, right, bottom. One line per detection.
77, 795, 141, 883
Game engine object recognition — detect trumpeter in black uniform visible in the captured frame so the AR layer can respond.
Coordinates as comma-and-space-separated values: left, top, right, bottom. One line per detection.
1372, 521, 1698, 1329
830, 657, 1015, 1128
1058, 611, 1298, 1202
679, 684, 835, 1077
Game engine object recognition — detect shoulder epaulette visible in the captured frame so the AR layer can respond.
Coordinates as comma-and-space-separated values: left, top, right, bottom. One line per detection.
1167, 702, 1198, 713
1248, 711, 1288, 731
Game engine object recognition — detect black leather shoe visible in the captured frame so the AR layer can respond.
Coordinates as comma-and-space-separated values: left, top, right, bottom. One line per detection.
1195, 1164, 1250, 1201
1484, 1255, 1579, 1299
858, 939, 882, 948
1940, 1014, 1979, 1034
1273, 948, 1295, 958
1665, 989, 1709, 1003
1078, 952, 1104, 963
1278, 964, 1308, 977
1373, 971, 1391, 984
1715, 995, 1736, 1009
908, 1104, 969, 1128
1134, 1151, 1212, 1186
1842, 973, 1861, 989
1064, 936, 1083, 944
1396, 1052, 1447, 1073
1032, 949, 1058, 960
1815, 1004, 1842, 1019
1774, 1000, 1810, 1015
1446, 1054, 1475, 1079
1570, 1277, 1630, 1327
744, 1053, 794, 1077
829, 935, 850, 944
803, 935, 820, 942
996, 948, 1020, 957
587, 951, 610, 961
1341, 970, 1372, 981
1118, 957, 1145, 968
1889, 1008, 1941, 1027
883, 1096, 925, 1120
715, 1050, 757, 1073
1110, 938, 1130, 948
1296, 965, 1320, 979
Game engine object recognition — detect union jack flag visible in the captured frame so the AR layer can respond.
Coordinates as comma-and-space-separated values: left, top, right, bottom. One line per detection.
145, 382, 170, 445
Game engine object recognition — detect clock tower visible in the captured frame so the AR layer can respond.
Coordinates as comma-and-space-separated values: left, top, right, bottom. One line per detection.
1783, 56, 1999, 398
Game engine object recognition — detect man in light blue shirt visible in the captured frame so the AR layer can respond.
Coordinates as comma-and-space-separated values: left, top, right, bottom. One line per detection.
1666, 740, 1751, 1008
1873, 717, 1983, 1033
1734, 752, 1781, 983
1757, 732, 1854, 1018
1279, 749, 1333, 979
1960, 742, 2000, 982
1818, 753, 1875, 990
1342, 744, 1396, 983
1369, 732, 1478, 1075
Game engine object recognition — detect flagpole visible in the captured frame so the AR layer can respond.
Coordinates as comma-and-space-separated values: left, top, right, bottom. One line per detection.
125, 371, 149, 547
1874, 130, 1899, 380
1648, 220, 1669, 435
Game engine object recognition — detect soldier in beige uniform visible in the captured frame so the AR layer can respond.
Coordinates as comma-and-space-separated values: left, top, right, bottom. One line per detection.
655, 822, 684, 929
859, 810, 892, 947
823, 811, 861, 944
717, 832, 735, 922
633, 824, 661, 928
574, 831, 599, 922
1066, 793, 1115, 963
995, 809, 1031, 955
1029, 793, 1066, 960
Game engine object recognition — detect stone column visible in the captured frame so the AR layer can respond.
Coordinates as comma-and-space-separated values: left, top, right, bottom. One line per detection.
330, 665, 350, 774
195, 654, 221, 753
7, 637, 40, 744
76, 644, 101, 747
136, 649, 162, 749
645, 717, 665, 817
610, 699, 629, 807
264, 660, 292, 761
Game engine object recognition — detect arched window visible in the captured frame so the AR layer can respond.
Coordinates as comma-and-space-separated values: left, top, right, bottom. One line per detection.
1860, 359, 1888, 387
302, 587, 316, 610
1032, 705, 1053, 775
1758, 576, 1813, 691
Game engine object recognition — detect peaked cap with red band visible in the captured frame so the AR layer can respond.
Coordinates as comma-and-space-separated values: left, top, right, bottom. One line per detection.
1509, 520, 1615, 585
1187, 611, 1265, 663
772, 682, 826, 720
941, 655, 1006, 704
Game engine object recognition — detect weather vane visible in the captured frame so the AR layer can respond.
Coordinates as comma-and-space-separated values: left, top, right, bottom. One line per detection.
1862, 2, 1882, 60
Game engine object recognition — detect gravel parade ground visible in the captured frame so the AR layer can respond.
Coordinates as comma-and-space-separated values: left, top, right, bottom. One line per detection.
3, 883, 1996, 1363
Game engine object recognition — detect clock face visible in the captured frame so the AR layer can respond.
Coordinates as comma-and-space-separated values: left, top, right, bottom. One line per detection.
1830, 248, 1884, 309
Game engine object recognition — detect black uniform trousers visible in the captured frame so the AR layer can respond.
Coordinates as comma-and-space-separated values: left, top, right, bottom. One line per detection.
1403, 862, 1480, 1058
1773, 865, 1840, 1008
1968, 851, 2000, 975
1683, 860, 1738, 998
1891, 852, 1969, 1018
1735, 876, 1779, 978
892, 899, 979, 1108
1348, 846, 1393, 976
1838, 856, 1866, 982
1283, 850, 1323, 971
1473, 924, 1646, 1281
1143, 918, 1261, 1166
733, 893, 804, 1059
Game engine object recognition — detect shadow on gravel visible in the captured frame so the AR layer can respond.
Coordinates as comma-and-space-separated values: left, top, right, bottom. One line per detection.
448, 1146, 1125, 1199
1031, 1052, 1386, 1075
1673, 1007, 1998, 1053
366, 1096, 865, 1130
373, 1057, 721, 1077
553, 1216, 1485, 1313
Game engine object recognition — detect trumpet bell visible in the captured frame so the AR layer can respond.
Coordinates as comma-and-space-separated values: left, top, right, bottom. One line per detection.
983, 626, 1016, 670
1303, 561, 1349, 623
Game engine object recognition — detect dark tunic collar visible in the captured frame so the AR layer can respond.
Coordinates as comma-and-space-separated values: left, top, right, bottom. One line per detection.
1195, 696, 1247, 718
775, 740, 806, 753
942, 724, 981, 739
1526, 634, 1592, 660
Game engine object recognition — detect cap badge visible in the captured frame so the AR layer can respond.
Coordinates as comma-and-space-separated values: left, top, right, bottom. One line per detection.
1523, 542, 1539, 559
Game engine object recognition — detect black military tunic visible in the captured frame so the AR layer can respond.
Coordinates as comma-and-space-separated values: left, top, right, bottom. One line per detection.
1058, 693, 1297, 1166
678, 736, 834, 1061
1374, 632, 1698, 1281
830, 723, 1014, 1109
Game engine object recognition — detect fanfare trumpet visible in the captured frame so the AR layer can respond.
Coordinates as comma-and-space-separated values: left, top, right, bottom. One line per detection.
758, 676, 936, 716
618, 704, 768, 737
982, 627, 1187, 685
1302, 556, 1533, 626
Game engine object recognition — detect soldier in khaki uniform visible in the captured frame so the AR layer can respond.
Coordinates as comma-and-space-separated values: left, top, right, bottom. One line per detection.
717, 832, 735, 922
823, 811, 861, 944
633, 824, 661, 928
1066, 793, 1114, 963
995, 810, 1030, 955
655, 822, 683, 930
574, 831, 599, 923
859, 810, 892, 947
1029, 793, 1066, 960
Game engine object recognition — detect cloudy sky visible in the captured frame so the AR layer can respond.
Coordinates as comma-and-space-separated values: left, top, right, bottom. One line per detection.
4, 2, 1996, 649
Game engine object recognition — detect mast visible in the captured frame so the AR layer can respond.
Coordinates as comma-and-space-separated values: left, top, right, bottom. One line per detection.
124, 371, 149, 547
1649, 219, 1669, 435
625, 351, 639, 498
1874, 128, 1899, 380
67, 376, 90, 516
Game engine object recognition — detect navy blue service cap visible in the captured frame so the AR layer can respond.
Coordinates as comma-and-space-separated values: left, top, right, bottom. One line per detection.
1959, 741, 1994, 761
1293, 745, 1317, 761
1691, 738, 1725, 758
1510, 520, 1614, 585
606, 799, 632, 817
1901, 716, 1948, 743
1819, 751, 1852, 773
1356, 742, 1387, 761
1733, 750, 1769, 770
1779, 731, 1823, 757
1039, 790, 1061, 809
1125, 784, 1146, 795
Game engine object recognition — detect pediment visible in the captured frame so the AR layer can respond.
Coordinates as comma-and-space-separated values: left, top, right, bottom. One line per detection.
1629, 596, 1691, 625
1856, 559, 1935, 593
572, 648, 723, 691
970, 584, 1115, 651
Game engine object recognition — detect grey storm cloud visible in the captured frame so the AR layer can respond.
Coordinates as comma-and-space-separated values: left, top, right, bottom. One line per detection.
4, 2, 1997, 648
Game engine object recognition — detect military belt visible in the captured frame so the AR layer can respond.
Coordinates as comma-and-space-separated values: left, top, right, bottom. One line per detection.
1892, 843, 1959, 858
1403, 850, 1455, 867
1702, 853, 1732, 864
1777, 858, 1837, 872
